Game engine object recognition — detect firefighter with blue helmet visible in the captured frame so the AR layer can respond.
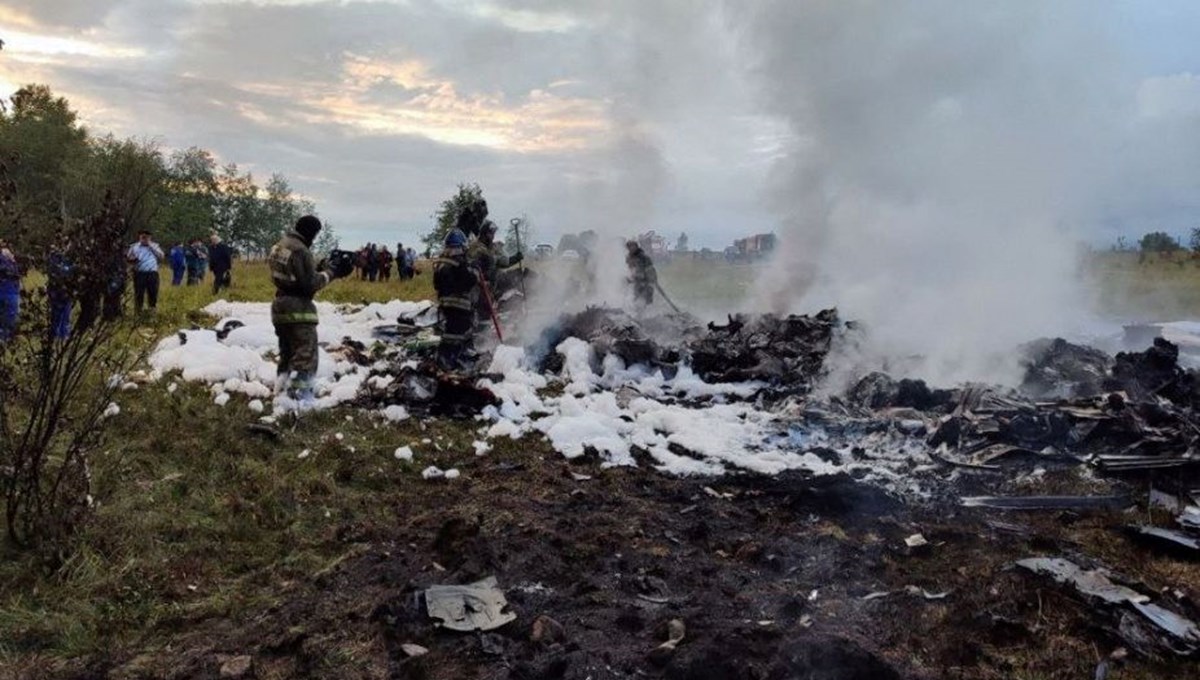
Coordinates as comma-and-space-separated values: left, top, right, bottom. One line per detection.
434, 228, 478, 370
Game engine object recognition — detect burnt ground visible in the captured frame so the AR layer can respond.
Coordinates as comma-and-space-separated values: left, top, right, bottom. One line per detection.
51, 442, 1198, 680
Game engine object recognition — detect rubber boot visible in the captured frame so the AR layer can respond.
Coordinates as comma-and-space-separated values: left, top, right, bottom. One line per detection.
288, 372, 316, 406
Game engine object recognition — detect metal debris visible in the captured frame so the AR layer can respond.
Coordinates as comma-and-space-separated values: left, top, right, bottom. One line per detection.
962, 495, 1131, 511
425, 576, 517, 632
1124, 526, 1200, 558
904, 533, 930, 549
1016, 557, 1200, 657
400, 643, 429, 657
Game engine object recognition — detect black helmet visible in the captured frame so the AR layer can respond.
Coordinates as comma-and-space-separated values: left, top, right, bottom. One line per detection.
295, 215, 322, 243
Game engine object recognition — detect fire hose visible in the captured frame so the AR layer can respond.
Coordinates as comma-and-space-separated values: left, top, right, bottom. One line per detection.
654, 281, 682, 314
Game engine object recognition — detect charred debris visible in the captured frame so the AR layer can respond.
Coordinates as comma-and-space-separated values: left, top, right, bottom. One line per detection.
349, 304, 1200, 488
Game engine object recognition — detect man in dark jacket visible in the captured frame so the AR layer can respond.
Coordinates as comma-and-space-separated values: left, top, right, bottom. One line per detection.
379, 246, 393, 282
434, 228, 478, 370
208, 234, 233, 294
269, 215, 345, 403
169, 242, 186, 285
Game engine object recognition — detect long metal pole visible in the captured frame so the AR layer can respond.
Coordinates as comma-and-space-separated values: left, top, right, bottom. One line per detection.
510, 217, 528, 306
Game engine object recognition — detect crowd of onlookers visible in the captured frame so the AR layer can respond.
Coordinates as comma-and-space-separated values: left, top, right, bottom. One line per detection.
168, 234, 233, 293
353, 243, 418, 282
0, 232, 428, 341
0, 230, 234, 341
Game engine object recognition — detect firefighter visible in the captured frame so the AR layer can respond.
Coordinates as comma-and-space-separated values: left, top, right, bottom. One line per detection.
268, 215, 344, 402
467, 220, 523, 318
625, 240, 656, 308
434, 228, 478, 370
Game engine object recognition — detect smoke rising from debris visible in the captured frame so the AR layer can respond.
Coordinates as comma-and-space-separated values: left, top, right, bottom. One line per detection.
726, 1, 1157, 386
475, 2, 1200, 381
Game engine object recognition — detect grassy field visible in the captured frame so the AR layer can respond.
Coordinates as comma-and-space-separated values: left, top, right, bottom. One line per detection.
2, 254, 1200, 677
0, 260, 447, 675
1088, 251, 1200, 320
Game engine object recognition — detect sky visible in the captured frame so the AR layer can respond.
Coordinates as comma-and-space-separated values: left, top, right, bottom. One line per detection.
6, 1, 1200, 384
0, 0, 787, 249
1, 1, 1199, 253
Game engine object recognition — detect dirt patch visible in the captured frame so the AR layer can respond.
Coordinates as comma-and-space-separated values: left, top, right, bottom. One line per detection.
38, 447, 1199, 679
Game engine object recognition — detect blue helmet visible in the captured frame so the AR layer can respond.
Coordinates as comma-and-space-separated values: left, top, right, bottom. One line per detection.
444, 228, 467, 248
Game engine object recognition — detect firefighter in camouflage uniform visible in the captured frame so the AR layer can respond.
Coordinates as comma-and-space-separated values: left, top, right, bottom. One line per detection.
434, 228, 479, 370
467, 220, 523, 322
268, 215, 346, 402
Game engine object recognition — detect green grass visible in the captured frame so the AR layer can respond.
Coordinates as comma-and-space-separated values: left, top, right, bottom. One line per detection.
1087, 251, 1200, 320
0, 376, 513, 669
657, 257, 761, 311
0, 260, 439, 672
3, 252, 1200, 675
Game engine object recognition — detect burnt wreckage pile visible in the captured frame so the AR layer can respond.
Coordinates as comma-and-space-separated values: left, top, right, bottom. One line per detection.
533, 306, 844, 394
346, 305, 1200, 661
357, 302, 1200, 483
358, 303, 1200, 485
920, 337, 1200, 475
354, 305, 848, 417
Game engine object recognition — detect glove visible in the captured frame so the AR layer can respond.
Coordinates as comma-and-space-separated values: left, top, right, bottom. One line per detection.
508, 250, 524, 265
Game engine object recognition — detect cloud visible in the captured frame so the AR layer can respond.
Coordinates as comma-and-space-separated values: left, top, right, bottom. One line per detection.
9, 0, 1199, 274
1, 0, 124, 29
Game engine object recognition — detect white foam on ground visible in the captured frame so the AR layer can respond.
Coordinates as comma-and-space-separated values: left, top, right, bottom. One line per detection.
150, 300, 429, 413
151, 300, 923, 485
479, 341, 858, 478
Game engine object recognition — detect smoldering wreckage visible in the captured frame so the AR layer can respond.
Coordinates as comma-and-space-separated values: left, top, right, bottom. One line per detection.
153, 297, 1200, 679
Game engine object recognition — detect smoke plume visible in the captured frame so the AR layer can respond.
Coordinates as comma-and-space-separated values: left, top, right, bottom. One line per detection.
727, 1, 1134, 386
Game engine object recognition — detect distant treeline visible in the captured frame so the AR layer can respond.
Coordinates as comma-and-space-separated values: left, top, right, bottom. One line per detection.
1112, 230, 1200, 255
0, 84, 331, 256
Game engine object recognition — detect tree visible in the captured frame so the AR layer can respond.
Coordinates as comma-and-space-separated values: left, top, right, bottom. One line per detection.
423, 183, 485, 252
74, 136, 165, 235
256, 174, 303, 254
313, 222, 339, 256
157, 147, 218, 245
213, 163, 258, 253
1189, 228, 1200, 254
0, 84, 318, 257
0, 183, 141, 550
675, 232, 689, 252
1139, 231, 1181, 253
0, 84, 90, 248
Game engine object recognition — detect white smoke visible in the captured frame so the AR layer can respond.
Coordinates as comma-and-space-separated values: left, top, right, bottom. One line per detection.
489, 1, 1200, 386
725, 1, 1140, 386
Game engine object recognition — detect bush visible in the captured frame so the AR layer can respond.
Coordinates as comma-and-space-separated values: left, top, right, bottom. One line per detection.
0, 192, 140, 551
1139, 231, 1181, 253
